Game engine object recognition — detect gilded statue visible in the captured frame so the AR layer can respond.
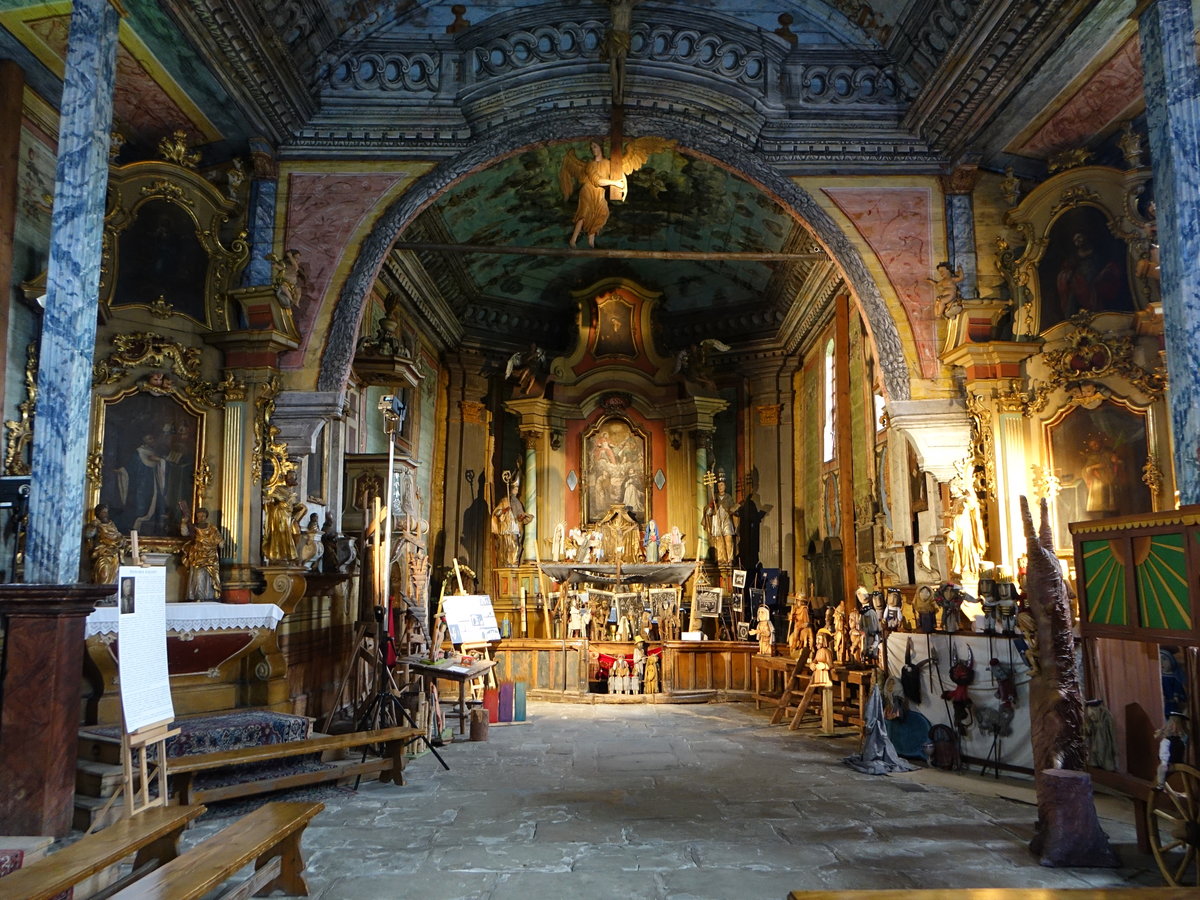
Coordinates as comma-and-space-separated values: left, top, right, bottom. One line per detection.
558, 136, 675, 248
179, 503, 222, 600
84, 503, 125, 585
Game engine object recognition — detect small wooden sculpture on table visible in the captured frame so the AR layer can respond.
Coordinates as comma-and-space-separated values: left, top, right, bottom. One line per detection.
787, 596, 813, 656
809, 628, 834, 687
644, 651, 660, 693
754, 604, 774, 656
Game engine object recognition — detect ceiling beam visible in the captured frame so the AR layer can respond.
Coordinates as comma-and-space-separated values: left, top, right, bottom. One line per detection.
391, 241, 827, 262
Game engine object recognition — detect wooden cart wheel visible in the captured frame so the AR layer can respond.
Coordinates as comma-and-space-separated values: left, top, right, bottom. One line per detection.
1147, 763, 1200, 886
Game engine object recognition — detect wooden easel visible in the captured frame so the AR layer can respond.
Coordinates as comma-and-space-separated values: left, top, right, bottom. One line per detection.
90, 716, 179, 832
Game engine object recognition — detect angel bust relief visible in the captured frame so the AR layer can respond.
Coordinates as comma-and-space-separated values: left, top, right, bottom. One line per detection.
558, 137, 675, 248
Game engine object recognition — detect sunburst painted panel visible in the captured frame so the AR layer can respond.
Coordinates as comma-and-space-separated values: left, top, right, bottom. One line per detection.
1081, 538, 1126, 626
1135, 533, 1189, 631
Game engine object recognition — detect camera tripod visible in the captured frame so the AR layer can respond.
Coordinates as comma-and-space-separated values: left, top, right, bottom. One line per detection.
354, 608, 449, 774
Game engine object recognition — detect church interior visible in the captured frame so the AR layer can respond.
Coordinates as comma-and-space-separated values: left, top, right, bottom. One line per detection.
1, 0, 1199, 895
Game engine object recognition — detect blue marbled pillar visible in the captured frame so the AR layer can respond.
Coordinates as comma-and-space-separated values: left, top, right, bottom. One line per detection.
945, 193, 978, 298
1140, 0, 1200, 505
25, 0, 118, 584
241, 177, 276, 287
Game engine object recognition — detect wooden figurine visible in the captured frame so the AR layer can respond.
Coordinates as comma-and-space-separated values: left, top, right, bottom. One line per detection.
755, 604, 774, 656
644, 651, 660, 693
787, 596, 813, 656
809, 628, 834, 687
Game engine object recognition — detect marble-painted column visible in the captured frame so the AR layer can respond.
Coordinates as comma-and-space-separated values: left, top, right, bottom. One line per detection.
25, 0, 118, 584
241, 137, 278, 288
940, 166, 980, 299
1139, 0, 1200, 504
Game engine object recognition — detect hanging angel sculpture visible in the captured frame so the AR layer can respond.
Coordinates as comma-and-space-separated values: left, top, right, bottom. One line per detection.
558, 137, 675, 248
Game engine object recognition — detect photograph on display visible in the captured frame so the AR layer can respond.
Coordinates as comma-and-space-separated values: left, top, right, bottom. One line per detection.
695, 587, 722, 617
732, 570, 747, 589
648, 587, 678, 619
119, 576, 136, 615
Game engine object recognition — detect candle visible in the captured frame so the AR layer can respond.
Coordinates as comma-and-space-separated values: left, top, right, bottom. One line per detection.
130, 530, 139, 565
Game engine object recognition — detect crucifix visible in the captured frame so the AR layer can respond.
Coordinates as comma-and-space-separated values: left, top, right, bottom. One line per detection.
602, 0, 640, 196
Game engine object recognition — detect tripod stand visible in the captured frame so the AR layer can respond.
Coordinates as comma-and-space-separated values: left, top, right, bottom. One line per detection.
355, 607, 449, 774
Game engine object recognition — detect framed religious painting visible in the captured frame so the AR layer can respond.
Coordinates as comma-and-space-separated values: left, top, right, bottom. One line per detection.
1046, 398, 1151, 535
591, 290, 638, 360
99, 155, 248, 329
582, 415, 650, 525
95, 385, 205, 542
1036, 205, 1135, 331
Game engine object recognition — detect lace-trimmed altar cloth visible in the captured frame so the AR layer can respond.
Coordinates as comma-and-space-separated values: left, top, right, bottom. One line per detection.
85, 601, 285, 637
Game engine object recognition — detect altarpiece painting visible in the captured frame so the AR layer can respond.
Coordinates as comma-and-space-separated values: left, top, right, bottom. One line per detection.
97, 389, 204, 539
1036, 205, 1135, 330
583, 416, 648, 524
1047, 399, 1151, 532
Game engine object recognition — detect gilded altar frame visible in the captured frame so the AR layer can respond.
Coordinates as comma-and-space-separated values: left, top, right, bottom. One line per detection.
999, 164, 1155, 337
99, 157, 248, 329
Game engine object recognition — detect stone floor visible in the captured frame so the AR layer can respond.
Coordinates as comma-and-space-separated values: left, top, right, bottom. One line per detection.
186, 701, 1166, 899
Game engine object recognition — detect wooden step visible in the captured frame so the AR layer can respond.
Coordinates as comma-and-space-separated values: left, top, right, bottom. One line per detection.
73, 792, 126, 833
75, 758, 128, 798
78, 729, 123, 766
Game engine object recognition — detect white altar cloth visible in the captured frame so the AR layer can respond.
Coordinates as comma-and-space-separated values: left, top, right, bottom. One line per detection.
86, 602, 285, 638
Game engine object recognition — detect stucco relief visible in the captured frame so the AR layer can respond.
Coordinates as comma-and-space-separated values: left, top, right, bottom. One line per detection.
825, 187, 938, 379
280, 172, 408, 367
1019, 37, 1142, 159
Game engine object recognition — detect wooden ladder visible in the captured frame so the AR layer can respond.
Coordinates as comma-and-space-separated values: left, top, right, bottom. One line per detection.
768, 650, 811, 725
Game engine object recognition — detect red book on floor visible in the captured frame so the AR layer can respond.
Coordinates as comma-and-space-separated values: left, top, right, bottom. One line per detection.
498, 682, 514, 722
484, 687, 500, 724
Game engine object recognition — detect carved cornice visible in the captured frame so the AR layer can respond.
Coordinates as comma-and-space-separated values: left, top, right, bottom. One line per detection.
902, 0, 1093, 160
164, 0, 318, 143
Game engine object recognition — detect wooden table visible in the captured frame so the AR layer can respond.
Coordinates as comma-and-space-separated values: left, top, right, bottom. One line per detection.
399, 657, 497, 735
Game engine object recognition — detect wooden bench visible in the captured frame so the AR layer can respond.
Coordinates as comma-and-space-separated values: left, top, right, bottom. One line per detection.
169, 726, 422, 805
110, 801, 323, 899
0, 804, 205, 900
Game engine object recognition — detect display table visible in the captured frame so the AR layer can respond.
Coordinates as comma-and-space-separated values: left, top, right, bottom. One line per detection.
399, 656, 497, 735
751, 654, 793, 710
84, 602, 288, 724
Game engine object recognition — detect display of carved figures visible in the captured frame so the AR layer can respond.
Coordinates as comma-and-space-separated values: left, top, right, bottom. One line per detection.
703, 471, 736, 566
551, 521, 566, 561
755, 604, 775, 656
944, 464, 986, 579
882, 588, 904, 633
566, 526, 586, 561
809, 629, 834, 687
929, 261, 965, 318
297, 512, 323, 570
914, 584, 938, 633
558, 136, 675, 248
644, 519, 660, 562
84, 503, 125, 585
644, 651, 660, 693
491, 472, 533, 568
787, 597, 813, 655
938, 583, 968, 633
664, 526, 686, 562
598, 503, 641, 564
179, 503, 221, 600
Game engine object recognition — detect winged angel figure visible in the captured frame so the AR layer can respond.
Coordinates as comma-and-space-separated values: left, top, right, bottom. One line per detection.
559, 137, 675, 248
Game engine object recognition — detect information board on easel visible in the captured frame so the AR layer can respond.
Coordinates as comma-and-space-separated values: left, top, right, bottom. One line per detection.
442, 594, 502, 645
109, 565, 178, 822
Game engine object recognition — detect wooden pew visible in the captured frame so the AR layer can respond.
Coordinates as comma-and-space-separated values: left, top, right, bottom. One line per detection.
168, 725, 422, 805
0, 804, 205, 900
110, 801, 323, 900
